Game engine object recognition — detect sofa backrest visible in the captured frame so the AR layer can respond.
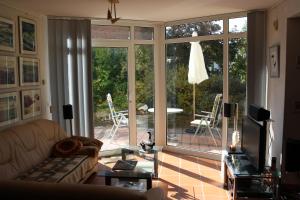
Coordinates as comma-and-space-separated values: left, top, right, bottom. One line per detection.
0, 119, 67, 180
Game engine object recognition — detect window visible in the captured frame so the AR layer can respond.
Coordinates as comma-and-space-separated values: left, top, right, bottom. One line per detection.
228, 38, 247, 146
165, 15, 247, 155
91, 25, 130, 40
134, 27, 154, 40
91, 22, 155, 151
135, 44, 154, 144
166, 20, 223, 39
229, 17, 247, 33
166, 40, 223, 152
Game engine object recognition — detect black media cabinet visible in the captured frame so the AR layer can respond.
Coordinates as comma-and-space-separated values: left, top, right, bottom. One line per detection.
224, 153, 280, 200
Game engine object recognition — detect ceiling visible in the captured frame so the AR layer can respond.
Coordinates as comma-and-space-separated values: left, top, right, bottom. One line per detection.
0, 0, 281, 22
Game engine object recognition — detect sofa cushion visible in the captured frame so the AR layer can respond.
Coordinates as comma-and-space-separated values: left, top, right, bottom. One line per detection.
52, 136, 102, 157
72, 136, 103, 149
15, 155, 95, 183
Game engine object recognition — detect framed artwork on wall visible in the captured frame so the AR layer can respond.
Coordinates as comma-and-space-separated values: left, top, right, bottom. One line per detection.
19, 57, 39, 86
19, 17, 37, 54
21, 89, 41, 119
269, 45, 280, 78
0, 56, 17, 88
0, 17, 15, 52
0, 92, 19, 126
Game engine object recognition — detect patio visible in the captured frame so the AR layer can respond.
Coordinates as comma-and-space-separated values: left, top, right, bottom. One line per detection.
94, 114, 222, 154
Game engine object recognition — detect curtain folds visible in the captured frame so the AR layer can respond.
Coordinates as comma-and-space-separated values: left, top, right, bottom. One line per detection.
48, 19, 93, 138
247, 11, 267, 108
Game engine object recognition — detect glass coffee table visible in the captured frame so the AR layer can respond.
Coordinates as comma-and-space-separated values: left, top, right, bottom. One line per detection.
98, 145, 162, 191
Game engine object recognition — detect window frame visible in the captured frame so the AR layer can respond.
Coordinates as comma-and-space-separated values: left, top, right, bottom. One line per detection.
162, 12, 247, 160
91, 19, 161, 146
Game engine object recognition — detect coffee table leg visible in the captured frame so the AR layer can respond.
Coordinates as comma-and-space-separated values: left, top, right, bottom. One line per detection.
154, 151, 158, 178
121, 148, 126, 160
147, 178, 152, 190
105, 176, 111, 186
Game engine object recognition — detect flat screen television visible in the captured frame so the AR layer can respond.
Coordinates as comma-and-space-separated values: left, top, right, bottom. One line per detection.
241, 116, 267, 173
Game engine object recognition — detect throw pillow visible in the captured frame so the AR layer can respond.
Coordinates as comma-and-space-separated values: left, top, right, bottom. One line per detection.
52, 138, 83, 157
71, 136, 103, 150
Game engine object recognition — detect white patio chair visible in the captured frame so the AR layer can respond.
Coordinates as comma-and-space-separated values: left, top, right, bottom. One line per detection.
190, 93, 222, 146
106, 93, 128, 141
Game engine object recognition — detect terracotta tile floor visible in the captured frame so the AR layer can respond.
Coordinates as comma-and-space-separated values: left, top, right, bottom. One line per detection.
158, 151, 229, 200
88, 151, 229, 200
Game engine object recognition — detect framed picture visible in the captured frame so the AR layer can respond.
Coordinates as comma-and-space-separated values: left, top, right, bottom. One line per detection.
0, 56, 17, 88
19, 17, 37, 54
0, 17, 15, 52
269, 45, 280, 78
0, 92, 19, 126
21, 89, 41, 119
19, 57, 39, 86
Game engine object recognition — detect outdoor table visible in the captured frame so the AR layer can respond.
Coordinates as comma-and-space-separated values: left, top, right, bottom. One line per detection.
147, 108, 183, 114
148, 108, 183, 141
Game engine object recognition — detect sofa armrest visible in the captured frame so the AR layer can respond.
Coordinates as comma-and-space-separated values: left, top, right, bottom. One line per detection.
75, 146, 99, 157
72, 136, 103, 149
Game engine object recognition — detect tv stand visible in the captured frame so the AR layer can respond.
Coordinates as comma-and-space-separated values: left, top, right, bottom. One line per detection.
224, 153, 279, 200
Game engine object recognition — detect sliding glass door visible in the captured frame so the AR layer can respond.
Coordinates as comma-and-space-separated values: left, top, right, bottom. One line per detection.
164, 15, 247, 158
92, 47, 129, 151
166, 41, 223, 154
91, 23, 155, 151
135, 44, 155, 145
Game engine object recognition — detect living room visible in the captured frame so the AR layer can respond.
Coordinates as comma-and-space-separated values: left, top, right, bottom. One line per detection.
0, 0, 300, 199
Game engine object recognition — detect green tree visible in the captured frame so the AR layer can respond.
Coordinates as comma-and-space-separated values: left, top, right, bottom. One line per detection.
165, 21, 247, 117
135, 45, 154, 109
92, 47, 128, 116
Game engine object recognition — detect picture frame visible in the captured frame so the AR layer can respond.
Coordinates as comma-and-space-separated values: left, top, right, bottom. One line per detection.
0, 17, 15, 52
0, 56, 18, 88
19, 17, 37, 54
0, 92, 20, 126
19, 57, 40, 86
21, 89, 41, 119
269, 45, 280, 78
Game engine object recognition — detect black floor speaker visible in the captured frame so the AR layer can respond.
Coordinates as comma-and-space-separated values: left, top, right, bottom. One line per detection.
63, 104, 73, 120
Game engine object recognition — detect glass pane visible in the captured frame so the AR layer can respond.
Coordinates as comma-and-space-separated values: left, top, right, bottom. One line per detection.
135, 44, 155, 145
92, 47, 129, 151
228, 38, 247, 148
229, 17, 247, 33
166, 20, 223, 39
134, 27, 154, 40
91, 25, 130, 40
166, 40, 223, 154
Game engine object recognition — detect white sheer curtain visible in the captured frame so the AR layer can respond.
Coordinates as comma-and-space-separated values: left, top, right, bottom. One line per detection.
48, 19, 93, 138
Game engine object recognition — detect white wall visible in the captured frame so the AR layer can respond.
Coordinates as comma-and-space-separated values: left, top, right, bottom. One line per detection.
0, 3, 51, 130
266, 0, 300, 170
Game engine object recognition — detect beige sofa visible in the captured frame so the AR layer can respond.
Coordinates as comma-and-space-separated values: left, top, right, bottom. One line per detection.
0, 119, 98, 183
0, 119, 165, 200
